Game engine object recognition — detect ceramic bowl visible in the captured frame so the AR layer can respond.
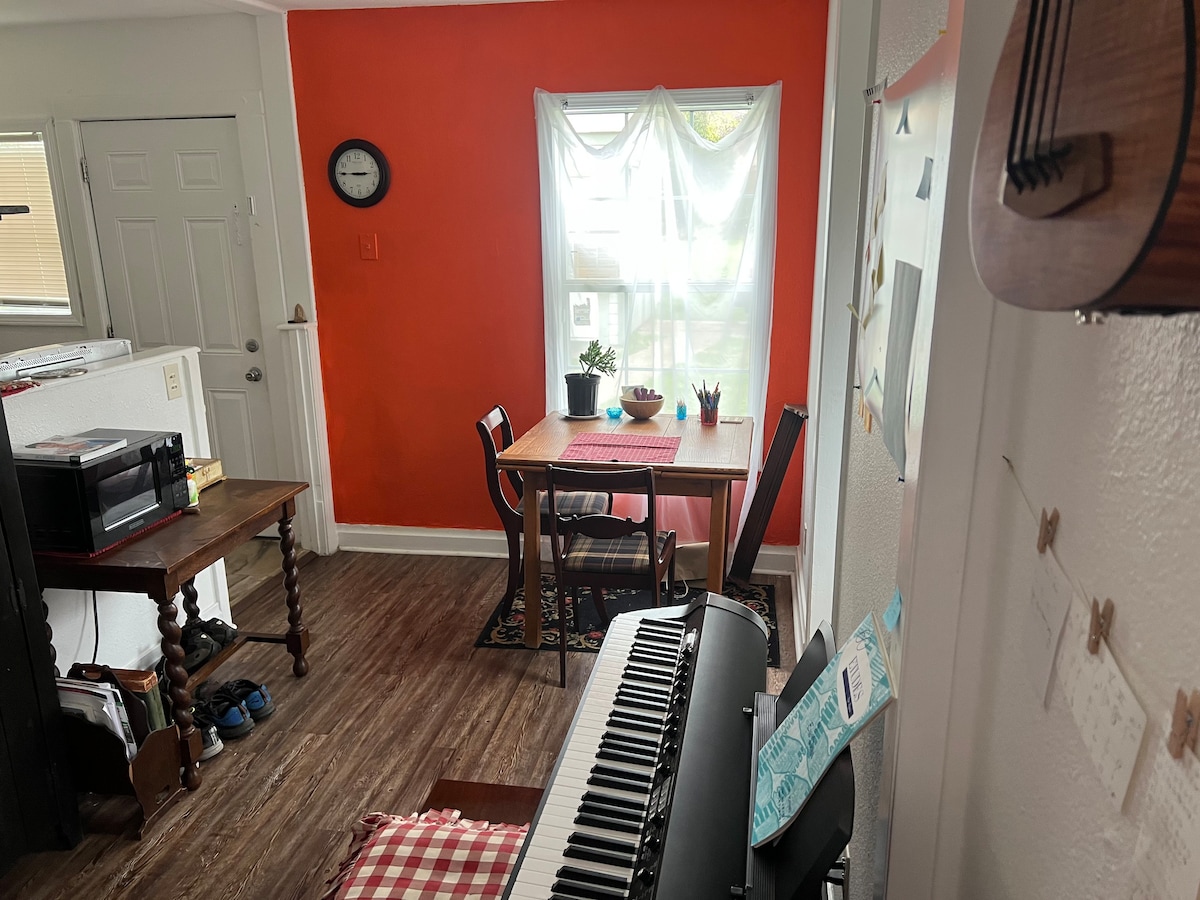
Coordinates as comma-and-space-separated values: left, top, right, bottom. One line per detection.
620, 394, 665, 419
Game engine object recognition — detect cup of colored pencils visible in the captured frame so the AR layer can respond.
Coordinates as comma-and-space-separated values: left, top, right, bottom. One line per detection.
694, 381, 720, 426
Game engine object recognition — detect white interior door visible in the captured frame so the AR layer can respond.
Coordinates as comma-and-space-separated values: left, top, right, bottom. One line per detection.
81, 117, 278, 480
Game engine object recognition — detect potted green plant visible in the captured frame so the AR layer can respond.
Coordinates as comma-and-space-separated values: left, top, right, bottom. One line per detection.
565, 340, 617, 416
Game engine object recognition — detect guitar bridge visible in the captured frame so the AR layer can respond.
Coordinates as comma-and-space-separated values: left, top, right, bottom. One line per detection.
1001, 131, 1111, 218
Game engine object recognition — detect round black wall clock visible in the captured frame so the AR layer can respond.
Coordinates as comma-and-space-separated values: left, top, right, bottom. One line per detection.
328, 139, 390, 207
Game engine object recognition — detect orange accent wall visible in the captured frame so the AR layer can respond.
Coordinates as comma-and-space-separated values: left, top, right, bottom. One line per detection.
289, 0, 826, 544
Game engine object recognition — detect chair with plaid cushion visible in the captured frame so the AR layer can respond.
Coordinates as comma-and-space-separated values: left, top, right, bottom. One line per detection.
476, 406, 611, 615
545, 465, 677, 688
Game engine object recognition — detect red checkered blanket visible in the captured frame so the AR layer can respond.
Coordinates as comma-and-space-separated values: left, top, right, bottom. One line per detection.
560, 431, 681, 464
324, 809, 528, 899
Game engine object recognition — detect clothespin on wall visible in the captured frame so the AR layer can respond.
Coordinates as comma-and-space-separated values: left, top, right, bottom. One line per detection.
1167, 689, 1200, 759
1036, 507, 1060, 554
1087, 597, 1114, 654
863, 79, 888, 105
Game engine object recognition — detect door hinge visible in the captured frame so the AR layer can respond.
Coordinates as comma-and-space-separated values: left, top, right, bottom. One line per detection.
80, 155, 90, 184
106, 323, 115, 338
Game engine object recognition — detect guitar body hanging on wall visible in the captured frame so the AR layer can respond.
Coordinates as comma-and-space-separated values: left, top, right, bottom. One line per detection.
971, 0, 1200, 313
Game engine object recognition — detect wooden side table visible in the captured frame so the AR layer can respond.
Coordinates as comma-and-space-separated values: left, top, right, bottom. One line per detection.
34, 479, 311, 805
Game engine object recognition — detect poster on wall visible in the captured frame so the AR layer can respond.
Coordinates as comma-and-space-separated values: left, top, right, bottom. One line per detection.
856, 37, 947, 474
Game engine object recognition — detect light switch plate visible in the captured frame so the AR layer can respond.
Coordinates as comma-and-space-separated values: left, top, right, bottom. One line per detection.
163, 362, 183, 400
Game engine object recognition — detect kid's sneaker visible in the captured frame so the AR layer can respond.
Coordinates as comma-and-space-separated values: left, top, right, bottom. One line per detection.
216, 679, 275, 721
193, 694, 254, 740
190, 704, 225, 760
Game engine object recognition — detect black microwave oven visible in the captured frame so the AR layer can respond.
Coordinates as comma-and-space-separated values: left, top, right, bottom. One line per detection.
13, 429, 188, 555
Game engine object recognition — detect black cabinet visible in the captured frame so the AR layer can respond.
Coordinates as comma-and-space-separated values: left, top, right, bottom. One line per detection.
0, 399, 80, 875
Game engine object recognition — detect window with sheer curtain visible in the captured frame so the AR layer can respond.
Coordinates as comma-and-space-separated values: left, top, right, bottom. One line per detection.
0, 129, 73, 317
536, 83, 782, 541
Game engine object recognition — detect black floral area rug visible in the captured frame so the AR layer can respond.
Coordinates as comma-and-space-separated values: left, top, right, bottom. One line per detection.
474, 574, 780, 667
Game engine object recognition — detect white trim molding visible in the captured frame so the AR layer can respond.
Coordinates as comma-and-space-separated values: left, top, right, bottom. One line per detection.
337, 522, 798, 592
278, 322, 337, 554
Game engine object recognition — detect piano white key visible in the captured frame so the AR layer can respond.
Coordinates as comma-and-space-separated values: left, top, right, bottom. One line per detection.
507, 610, 683, 900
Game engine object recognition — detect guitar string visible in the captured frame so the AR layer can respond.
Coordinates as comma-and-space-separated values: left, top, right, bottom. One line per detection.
1035, 0, 1066, 178
1048, 0, 1078, 163
1007, 0, 1043, 190
1019, 0, 1055, 188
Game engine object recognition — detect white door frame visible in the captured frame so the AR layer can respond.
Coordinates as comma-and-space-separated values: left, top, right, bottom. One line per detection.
802, 0, 881, 639
48, 87, 337, 555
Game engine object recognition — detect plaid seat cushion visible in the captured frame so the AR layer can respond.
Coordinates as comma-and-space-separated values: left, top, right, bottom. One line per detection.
324, 809, 528, 900
563, 531, 671, 575
538, 489, 609, 518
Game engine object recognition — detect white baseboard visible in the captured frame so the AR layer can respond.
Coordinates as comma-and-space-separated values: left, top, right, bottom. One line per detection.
336, 524, 798, 586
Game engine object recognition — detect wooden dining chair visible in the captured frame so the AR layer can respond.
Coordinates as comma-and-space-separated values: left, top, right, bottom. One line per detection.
544, 465, 677, 688
476, 406, 611, 616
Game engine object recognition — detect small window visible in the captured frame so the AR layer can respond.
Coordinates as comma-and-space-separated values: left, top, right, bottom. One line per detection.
0, 130, 73, 317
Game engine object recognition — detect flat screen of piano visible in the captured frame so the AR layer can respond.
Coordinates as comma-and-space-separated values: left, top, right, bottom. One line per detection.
503, 593, 853, 900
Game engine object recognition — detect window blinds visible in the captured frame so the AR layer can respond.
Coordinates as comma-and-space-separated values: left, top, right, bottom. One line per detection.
0, 133, 70, 309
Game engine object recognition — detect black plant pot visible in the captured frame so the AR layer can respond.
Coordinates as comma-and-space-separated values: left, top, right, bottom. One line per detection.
565, 373, 601, 416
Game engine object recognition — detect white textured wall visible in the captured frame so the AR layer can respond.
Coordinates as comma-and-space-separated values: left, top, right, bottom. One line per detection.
838, 0, 1200, 895
4, 347, 230, 671
831, 0, 946, 895
950, 308, 1200, 897
835, 403, 903, 900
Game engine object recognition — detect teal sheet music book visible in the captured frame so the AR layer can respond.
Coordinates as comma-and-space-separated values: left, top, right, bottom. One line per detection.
751, 610, 897, 847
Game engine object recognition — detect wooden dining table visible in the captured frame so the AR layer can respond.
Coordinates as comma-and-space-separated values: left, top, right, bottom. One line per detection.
496, 411, 754, 648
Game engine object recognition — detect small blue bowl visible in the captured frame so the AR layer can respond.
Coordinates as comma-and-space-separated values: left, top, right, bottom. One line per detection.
606, 407, 623, 419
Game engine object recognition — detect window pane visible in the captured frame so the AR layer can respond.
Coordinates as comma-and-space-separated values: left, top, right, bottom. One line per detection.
0, 132, 71, 314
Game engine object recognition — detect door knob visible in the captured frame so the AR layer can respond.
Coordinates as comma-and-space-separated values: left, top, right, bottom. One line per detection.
245, 367, 263, 382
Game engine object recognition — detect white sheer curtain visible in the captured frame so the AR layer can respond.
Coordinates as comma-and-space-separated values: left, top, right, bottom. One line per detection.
535, 83, 782, 545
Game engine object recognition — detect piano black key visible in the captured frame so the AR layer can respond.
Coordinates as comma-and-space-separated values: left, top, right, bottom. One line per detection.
607, 716, 660, 735
622, 669, 672, 686
578, 800, 641, 822
569, 831, 639, 854
574, 811, 642, 834
601, 730, 658, 749
598, 740, 656, 760
597, 747, 654, 765
582, 791, 645, 813
634, 634, 679, 648
630, 647, 676, 661
557, 865, 630, 890
609, 715, 667, 729
550, 881, 626, 900
633, 624, 681, 638
564, 844, 635, 868
592, 763, 651, 783
615, 688, 668, 703
636, 623, 682, 636
614, 695, 667, 712
617, 686, 671, 703
587, 773, 651, 794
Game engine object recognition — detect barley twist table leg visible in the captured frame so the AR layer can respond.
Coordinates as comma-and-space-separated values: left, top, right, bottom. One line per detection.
158, 596, 201, 790
279, 511, 310, 677
181, 577, 201, 624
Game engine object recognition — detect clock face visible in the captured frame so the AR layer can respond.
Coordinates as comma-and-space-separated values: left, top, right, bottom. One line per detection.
327, 139, 390, 208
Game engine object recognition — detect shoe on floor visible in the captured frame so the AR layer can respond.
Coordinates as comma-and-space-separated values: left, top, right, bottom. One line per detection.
190, 704, 225, 760
203, 618, 238, 649
194, 695, 254, 740
216, 679, 275, 721
180, 622, 220, 673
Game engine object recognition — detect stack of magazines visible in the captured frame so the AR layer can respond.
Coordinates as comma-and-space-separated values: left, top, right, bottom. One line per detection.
56, 677, 138, 761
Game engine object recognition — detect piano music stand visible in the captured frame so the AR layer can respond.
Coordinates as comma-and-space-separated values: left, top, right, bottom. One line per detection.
747, 621, 855, 899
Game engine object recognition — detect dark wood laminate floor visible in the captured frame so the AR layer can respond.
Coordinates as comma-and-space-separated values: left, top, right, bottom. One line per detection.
1, 552, 795, 899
